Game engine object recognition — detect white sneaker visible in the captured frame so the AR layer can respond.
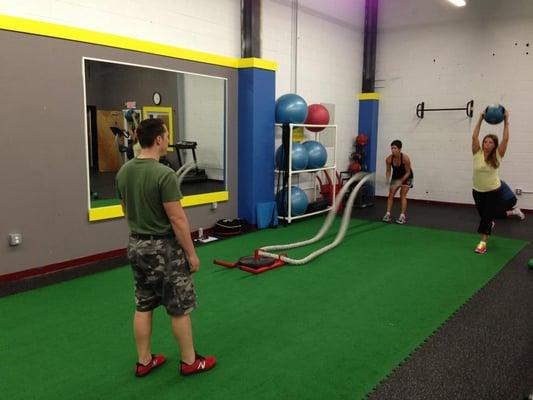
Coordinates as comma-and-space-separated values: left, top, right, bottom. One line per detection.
382, 212, 391, 222
395, 214, 407, 224
511, 207, 525, 220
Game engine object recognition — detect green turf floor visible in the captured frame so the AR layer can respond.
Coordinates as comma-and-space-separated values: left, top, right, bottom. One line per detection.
0, 218, 527, 400
90, 198, 121, 208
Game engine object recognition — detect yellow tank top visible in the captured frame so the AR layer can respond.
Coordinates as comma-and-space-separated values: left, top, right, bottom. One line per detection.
472, 149, 501, 192
133, 142, 142, 157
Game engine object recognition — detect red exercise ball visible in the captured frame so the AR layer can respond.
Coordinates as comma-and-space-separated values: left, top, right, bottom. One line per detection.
348, 161, 362, 174
304, 104, 330, 132
355, 134, 369, 146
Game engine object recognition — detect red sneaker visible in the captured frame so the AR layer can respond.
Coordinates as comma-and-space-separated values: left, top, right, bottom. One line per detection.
474, 241, 487, 254
135, 354, 166, 377
180, 353, 217, 376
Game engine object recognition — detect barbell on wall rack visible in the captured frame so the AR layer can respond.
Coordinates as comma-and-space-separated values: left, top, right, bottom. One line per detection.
416, 99, 474, 119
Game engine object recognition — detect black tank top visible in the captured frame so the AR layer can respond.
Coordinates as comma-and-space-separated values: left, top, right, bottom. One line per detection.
391, 153, 413, 180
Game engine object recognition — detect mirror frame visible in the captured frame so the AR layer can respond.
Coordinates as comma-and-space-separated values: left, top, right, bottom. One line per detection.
84, 59, 229, 222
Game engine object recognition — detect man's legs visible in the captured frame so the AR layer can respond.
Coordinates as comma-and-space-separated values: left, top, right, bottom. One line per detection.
134, 310, 153, 365
172, 313, 217, 375
171, 314, 196, 364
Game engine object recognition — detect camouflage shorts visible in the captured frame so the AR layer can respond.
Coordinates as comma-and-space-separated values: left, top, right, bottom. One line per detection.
127, 236, 197, 316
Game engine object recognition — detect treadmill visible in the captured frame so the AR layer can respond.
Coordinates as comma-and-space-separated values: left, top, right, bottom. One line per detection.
168, 141, 208, 183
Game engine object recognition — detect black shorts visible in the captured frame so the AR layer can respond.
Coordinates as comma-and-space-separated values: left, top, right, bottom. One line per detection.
390, 177, 414, 189
127, 236, 197, 316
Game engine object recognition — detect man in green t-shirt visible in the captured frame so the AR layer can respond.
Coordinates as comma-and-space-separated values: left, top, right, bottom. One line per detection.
116, 118, 216, 377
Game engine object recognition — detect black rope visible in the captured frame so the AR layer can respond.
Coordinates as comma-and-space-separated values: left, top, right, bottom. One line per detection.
275, 123, 291, 227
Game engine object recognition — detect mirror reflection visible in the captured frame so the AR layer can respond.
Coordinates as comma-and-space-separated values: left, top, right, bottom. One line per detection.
84, 58, 226, 208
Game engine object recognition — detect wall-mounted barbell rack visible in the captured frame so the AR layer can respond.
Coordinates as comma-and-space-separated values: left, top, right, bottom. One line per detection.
416, 99, 474, 119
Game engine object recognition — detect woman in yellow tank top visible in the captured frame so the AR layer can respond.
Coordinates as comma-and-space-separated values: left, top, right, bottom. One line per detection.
471, 109, 510, 254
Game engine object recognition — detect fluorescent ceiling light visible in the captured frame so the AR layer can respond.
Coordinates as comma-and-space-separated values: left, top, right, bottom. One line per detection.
448, 0, 466, 6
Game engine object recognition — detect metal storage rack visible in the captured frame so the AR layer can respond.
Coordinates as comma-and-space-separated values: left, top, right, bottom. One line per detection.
275, 123, 337, 223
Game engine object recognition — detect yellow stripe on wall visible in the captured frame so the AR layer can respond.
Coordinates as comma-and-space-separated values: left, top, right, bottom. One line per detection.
180, 191, 229, 207
88, 192, 230, 221
238, 57, 278, 71
358, 93, 381, 100
89, 205, 124, 221
0, 14, 277, 71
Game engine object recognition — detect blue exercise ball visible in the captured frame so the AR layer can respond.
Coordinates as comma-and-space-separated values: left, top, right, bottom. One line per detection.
275, 142, 309, 171
276, 186, 309, 217
484, 104, 506, 125
275, 94, 308, 124
125, 109, 137, 123
302, 140, 327, 169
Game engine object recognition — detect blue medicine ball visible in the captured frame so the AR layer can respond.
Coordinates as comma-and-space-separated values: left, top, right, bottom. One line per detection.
275, 142, 309, 171
125, 109, 136, 123
302, 140, 327, 169
275, 94, 308, 124
276, 186, 309, 217
484, 104, 506, 125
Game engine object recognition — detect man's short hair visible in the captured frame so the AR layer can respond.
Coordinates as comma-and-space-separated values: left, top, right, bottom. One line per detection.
390, 140, 402, 149
136, 118, 166, 148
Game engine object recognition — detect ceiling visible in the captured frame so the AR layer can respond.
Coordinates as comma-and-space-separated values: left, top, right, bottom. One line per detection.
294, 0, 533, 29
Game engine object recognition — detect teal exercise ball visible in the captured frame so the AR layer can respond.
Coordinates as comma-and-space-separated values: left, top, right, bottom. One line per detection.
484, 104, 506, 125
275, 94, 308, 124
276, 186, 309, 217
275, 142, 309, 171
528, 259, 533, 269
302, 140, 327, 169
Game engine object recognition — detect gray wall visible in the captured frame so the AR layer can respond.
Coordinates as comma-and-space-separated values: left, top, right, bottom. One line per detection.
0, 29, 238, 275
85, 60, 181, 137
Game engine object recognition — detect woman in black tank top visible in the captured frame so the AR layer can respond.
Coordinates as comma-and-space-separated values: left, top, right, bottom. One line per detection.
382, 140, 413, 224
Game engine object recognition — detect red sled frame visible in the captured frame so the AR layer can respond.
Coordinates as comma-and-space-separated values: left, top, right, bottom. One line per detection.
213, 250, 286, 274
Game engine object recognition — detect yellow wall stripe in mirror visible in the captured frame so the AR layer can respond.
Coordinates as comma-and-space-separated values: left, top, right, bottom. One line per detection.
88, 205, 124, 222
0, 14, 277, 71
88, 191, 229, 221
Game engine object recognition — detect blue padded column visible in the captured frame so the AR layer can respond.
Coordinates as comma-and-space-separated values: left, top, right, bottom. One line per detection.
238, 67, 276, 224
358, 93, 380, 194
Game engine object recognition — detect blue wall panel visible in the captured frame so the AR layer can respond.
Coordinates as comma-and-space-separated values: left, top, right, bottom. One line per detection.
358, 99, 380, 174
238, 68, 276, 224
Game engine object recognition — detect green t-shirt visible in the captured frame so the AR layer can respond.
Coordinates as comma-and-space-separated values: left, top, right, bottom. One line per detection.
115, 158, 182, 235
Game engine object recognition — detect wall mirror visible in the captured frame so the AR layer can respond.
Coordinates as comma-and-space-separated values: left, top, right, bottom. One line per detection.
84, 58, 227, 217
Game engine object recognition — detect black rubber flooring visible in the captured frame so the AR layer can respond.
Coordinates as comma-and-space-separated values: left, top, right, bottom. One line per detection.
355, 198, 533, 400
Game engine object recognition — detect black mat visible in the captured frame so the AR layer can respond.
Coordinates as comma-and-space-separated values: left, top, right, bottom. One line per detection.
354, 198, 533, 400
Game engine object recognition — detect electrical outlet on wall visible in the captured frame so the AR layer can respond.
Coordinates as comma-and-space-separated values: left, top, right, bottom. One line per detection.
8, 233, 22, 246
515, 188, 523, 195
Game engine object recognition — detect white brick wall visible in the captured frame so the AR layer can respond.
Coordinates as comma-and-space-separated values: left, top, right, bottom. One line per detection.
262, 0, 365, 172
376, 1, 533, 209
0, 0, 241, 57
10, 1, 529, 208
2, 0, 366, 173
